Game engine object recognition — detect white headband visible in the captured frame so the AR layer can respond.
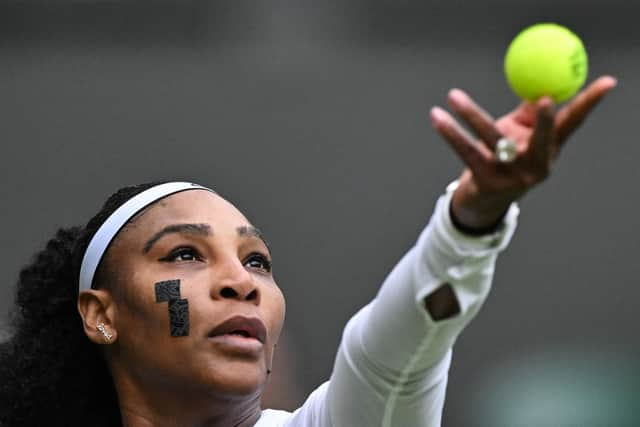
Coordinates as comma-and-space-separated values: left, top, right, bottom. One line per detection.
78, 182, 214, 292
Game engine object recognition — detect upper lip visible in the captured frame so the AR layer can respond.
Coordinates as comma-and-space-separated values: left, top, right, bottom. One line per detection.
208, 316, 267, 344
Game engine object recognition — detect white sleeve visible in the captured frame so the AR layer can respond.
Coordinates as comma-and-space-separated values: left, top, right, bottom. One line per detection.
281, 182, 519, 427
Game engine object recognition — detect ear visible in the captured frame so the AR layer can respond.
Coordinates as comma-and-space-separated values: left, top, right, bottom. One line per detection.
77, 289, 118, 344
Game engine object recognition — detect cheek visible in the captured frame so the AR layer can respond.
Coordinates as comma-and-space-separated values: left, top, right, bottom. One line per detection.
115, 277, 190, 340
154, 279, 190, 337
113, 278, 202, 377
265, 286, 286, 344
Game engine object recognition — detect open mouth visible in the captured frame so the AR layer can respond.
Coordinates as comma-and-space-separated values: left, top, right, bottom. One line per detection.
208, 316, 267, 344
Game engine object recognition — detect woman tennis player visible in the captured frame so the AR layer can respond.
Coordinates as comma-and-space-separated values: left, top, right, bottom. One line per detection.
0, 76, 615, 426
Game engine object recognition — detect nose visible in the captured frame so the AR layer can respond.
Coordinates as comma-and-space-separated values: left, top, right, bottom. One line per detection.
211, 259, 260, 305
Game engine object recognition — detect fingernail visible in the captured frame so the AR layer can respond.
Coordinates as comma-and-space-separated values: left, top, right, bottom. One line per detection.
538, 96, 554, 110
448, 88, 466, 108
430, 107, 448, 124
538, 96, 552, 105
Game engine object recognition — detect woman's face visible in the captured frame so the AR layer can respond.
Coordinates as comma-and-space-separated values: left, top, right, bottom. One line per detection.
103, 189, 285, 398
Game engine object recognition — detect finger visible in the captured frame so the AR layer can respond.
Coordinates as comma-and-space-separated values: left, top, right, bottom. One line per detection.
527, 97, 556, 164
430, 106, 493, 174
448, 88, 502, 149
555, 75, 617, 145
510, 101, 538, 127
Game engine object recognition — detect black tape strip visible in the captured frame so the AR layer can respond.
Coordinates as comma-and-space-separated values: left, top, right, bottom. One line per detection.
168, 299, 190, 337
154, 279, 190, 337
155, 279, 181, 302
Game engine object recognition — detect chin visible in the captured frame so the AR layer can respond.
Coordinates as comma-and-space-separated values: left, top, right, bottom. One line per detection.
200, 359, 268, 398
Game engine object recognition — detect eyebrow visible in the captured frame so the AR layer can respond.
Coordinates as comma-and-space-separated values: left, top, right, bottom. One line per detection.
237, 226, 271, 253
143, 223, 212, 253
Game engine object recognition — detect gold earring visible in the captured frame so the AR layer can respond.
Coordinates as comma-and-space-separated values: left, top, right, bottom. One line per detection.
96, 323, 114, 342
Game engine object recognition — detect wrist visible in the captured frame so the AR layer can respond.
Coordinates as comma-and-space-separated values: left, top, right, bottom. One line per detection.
450, 174, 515, 232
449, 200, 506, 236
439, 179, 521, 253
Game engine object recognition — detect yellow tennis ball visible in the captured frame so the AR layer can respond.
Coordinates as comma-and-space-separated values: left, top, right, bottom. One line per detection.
504, 23, 588, 103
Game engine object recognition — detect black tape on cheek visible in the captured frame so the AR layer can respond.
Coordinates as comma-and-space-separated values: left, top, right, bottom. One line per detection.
155, 279, 181, 302
154, 279, 190, 337
168, 299, 190, 337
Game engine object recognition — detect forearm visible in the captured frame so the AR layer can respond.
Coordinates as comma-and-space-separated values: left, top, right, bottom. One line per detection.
359, 181, 518, 370
324, 182, 519, 426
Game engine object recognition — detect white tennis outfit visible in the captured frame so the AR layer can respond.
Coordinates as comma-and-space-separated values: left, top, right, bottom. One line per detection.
255, 182, 519, 427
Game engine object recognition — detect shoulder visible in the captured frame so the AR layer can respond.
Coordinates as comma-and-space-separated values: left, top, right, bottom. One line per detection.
256, 382, 332, 426
255, 409, 293, 426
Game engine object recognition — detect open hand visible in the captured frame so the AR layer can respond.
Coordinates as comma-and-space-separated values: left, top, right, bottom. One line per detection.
430, 75, 617, 231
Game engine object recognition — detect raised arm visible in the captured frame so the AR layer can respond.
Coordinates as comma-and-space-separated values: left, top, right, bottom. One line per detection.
282, 76, 616, 427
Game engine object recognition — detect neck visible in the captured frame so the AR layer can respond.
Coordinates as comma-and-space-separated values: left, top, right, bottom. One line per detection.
112, 367, 263, 427
121, 404, 262, 427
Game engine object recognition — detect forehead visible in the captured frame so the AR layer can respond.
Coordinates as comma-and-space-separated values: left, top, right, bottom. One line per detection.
127, 189, 251, 235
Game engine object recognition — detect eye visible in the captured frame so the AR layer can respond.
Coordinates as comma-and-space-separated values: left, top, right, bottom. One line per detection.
243, 252, 272, 273
159, 247, 202, 263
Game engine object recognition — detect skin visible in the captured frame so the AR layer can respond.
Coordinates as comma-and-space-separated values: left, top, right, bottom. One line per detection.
432, 75, 618, 228
75, 75, 617, 426
78, 190, 285, 427
425, 75, 617, 319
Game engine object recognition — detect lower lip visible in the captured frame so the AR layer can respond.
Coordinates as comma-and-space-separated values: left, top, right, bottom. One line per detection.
208, 334, 264, 355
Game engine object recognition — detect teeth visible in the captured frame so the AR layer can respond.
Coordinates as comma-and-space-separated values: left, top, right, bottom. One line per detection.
230, 330, 250, 338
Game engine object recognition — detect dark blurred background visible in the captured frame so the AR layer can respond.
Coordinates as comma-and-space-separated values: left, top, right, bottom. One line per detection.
1, 1, 638, 425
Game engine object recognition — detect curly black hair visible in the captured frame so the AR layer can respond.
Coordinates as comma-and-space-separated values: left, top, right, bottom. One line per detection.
0, 182, 165, 427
